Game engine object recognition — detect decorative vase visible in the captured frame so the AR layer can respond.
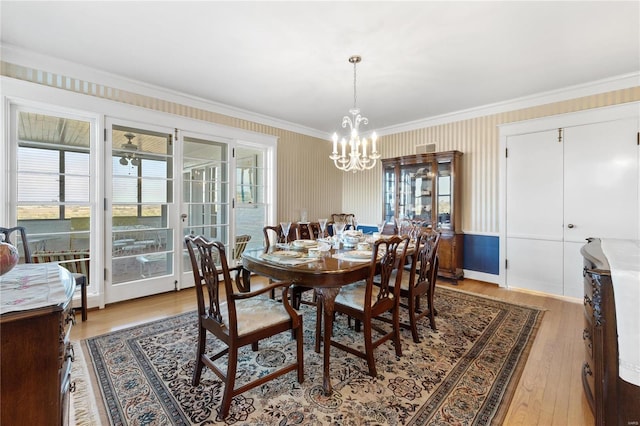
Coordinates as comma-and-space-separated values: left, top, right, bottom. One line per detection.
0, 241, 20, 276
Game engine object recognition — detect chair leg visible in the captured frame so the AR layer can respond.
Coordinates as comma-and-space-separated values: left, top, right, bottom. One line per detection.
408, 295, 420, 343
363, 322, 377, 377
427, 286, 437, 330
295, 323, 305, 383
219, 345, 238, 420
392, 308, 403, 357
192, 327, 206, 386
72, 273, 88, 321
80, 280, 87, 321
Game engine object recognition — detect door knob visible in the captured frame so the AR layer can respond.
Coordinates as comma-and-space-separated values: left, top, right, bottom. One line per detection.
181, 213, 188, 222
567, 224, 575, 229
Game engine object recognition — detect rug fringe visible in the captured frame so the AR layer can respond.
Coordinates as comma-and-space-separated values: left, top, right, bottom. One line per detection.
70, 341, 105, 425
439, 284, 548, 312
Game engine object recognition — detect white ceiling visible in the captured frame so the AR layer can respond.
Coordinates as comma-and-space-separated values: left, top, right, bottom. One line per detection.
1, 1, 639, 136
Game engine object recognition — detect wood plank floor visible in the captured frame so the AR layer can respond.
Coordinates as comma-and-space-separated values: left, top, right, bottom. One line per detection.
71, 277, 595, 426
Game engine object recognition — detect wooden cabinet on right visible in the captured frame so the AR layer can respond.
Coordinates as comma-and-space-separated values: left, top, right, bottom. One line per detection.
581, 238, 640, 426
382, 151, 463, 281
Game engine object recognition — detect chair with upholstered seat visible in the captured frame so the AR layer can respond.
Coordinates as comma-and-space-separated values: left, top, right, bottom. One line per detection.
33, 250, 90, 322
328, 235, 410, 377
263, 223, 298, 249
380, 230, 441, 342
185, 235, 304, 420
263, 224, 312, 309
2, 226, 88, 321
297, 222, 320, 240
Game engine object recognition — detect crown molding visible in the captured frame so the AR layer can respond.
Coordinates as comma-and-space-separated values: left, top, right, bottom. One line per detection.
375, 71, 640, 137
0, 43, 328, 140
3, 43, 638, 140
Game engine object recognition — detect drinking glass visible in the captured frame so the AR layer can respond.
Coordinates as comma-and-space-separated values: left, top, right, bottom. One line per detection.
376, 219, 386, 234
318, 218, 328, 239
351, 216, 359, 232
333, 220, 346, 242
280, 221, 292, 247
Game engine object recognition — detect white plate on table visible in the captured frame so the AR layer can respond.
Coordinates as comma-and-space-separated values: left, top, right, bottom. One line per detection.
271, 250, 303, 259
343, 250, 373, 259
292, 239, 317, 249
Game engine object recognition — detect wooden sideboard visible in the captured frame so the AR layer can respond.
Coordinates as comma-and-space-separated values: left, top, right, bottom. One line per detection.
581, 238, 640, 426
1, 264, 76, 426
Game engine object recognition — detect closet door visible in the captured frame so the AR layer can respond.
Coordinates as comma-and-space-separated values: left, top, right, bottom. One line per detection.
562, 118, 639, 297
505, 116, 639, 298
506, 130, 564, 295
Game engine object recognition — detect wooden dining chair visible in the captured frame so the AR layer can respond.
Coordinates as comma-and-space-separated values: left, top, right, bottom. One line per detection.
33, 250, 90, 322
263, 224, 298, 249
297, 222, 319, 240
263, 224, 313, 309
185, 235, 304, 419
329, 235, 410, 377
381, 230, 441, 342
0, 226, 32, 263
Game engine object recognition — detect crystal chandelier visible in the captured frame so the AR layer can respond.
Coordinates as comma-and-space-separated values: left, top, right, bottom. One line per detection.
330, 55, 380, 173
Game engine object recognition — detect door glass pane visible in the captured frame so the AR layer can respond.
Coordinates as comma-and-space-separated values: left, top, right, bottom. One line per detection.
15, 112, 92, 264
437, 160, 452, 229
112, 126, 173, 283
399, 164, 433, 223
383, 165, 396, 223
235, 147, 266, 254
182, 136, 228, 272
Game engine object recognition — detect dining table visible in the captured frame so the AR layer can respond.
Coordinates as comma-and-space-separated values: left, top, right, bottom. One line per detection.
241, 243, 375, 395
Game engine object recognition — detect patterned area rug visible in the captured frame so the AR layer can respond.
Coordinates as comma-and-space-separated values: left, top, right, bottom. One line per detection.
73, 287, 544, 425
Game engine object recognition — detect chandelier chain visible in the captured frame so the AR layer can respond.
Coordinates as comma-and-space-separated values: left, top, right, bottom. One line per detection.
353, 59, 357, 110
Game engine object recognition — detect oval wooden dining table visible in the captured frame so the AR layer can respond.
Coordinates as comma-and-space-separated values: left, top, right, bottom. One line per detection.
241, 247, 372, 395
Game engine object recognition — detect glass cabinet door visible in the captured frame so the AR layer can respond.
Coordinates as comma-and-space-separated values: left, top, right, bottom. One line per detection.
437, 159, 452, 229
398, 163, 433, 223
383, 164, 396, 222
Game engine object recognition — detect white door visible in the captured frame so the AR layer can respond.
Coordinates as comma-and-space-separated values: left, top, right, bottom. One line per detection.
234, 145, 269, 253
505, 115, 639, 298
562, 118, 639, 297
180, 132, 231, 288
506, 130, 564, 295
106, 119, 177, 303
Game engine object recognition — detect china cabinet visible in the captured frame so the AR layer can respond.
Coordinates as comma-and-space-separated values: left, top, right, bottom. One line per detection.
382, 150, 463, 281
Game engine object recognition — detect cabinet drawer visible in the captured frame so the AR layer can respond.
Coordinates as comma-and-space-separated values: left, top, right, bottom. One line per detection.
583, 274, 603, 325
583, 273, 595, 301
582, 361, 596, 413
59, 342, 74, 391
582, 321, 593, 361
60, 372, 72, 426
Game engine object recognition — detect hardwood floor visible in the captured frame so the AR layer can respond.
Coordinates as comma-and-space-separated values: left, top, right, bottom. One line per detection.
71, 277, 594, 426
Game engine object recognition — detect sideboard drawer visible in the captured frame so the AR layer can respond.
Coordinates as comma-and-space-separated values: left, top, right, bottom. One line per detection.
582, 322, 593, 361
582, 361, 596, 413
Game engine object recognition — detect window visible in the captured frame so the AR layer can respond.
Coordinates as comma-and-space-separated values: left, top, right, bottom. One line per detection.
16, 111, 92, 252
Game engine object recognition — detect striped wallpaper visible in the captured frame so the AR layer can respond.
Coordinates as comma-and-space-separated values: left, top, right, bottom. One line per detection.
345, 87, 640, 233
2, 61, 639, 233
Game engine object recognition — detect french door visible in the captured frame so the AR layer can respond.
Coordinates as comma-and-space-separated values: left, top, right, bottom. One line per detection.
234, 145, 269, 253
180, 131, 231, 286
106, 119, 177, 303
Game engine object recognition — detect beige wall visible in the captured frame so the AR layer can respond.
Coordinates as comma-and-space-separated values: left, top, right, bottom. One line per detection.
3, 61, 639, 230
345, 87, 640, 232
